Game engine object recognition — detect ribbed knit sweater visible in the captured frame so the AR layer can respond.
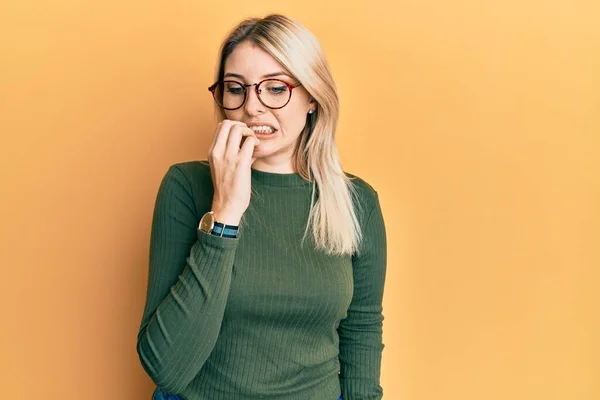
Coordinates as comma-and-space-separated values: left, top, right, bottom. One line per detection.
136, 160, 387, 400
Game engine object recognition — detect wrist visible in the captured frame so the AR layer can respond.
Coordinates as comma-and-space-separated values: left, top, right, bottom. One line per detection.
211, 208, 242, 226
199, 210, 240, 238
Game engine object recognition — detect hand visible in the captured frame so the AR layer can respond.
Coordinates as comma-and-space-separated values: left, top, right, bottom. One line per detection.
206, 119, 260, 225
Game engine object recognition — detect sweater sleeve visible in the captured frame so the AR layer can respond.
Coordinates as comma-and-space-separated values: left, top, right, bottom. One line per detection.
338, 191, 387, 400
136, 165, 239, 394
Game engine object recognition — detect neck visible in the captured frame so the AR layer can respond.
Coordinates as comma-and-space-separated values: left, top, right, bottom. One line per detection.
251, 158, 295, 174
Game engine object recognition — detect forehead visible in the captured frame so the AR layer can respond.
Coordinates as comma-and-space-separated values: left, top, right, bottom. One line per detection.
224, 41, 286, 78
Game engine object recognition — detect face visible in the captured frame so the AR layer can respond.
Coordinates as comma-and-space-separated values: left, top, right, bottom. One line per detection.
222, 40, 315, 171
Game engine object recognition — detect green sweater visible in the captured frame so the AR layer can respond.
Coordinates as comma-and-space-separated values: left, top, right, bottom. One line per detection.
136, 161, 387, 400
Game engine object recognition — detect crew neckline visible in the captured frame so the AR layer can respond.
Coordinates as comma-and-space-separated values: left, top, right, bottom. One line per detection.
251, 167, 311, 187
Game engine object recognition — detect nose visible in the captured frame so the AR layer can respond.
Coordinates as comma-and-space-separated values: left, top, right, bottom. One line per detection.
244, 85, 266, 116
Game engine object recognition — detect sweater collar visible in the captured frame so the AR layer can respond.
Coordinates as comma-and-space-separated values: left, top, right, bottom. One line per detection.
251, 167, 311, 187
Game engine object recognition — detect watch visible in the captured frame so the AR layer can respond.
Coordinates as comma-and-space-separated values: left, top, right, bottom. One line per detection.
199, 211, 239, 238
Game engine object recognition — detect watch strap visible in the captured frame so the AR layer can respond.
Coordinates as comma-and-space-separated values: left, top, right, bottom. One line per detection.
211, 221, 239, 238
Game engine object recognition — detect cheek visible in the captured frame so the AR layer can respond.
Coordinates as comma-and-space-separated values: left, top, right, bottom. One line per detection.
224, 110, 242, 121
274, 111, 308, 135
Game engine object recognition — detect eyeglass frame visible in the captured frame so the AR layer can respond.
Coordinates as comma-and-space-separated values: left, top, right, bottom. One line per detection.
208, 78, 303, 110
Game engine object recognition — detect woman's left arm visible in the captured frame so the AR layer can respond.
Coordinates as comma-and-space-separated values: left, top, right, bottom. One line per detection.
338, 191, 387, 400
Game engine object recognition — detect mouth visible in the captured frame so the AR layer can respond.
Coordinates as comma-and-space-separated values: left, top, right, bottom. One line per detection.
249, 125, 276, 134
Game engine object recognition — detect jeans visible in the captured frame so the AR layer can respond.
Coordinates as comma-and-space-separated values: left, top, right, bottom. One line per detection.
152, 387, 343, 400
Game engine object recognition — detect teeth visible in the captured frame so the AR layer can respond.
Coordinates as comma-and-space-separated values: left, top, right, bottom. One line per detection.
250, 125, 275, 133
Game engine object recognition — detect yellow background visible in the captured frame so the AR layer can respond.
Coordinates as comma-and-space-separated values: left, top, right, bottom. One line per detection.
1, 0, 598, 399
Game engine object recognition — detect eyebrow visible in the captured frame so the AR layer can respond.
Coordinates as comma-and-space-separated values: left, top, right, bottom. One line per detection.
223, 71, 292, 80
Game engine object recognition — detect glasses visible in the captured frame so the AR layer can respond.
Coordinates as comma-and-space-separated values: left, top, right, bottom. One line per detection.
208, 79, 302, 110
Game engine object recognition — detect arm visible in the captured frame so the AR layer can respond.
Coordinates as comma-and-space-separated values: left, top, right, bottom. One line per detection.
338, 192, 387, 399
136, 165, 239, 393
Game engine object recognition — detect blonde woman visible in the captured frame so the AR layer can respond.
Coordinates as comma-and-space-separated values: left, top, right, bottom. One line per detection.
137, 14, 387, 400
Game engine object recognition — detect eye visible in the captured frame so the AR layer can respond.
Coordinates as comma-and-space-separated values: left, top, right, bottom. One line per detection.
224, 83, 245, 95
264, 81, 289, 95
226, 86, 244, 95
269, 86, 288, 94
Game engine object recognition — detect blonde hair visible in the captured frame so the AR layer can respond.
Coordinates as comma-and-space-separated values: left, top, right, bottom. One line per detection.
213, 14, 364, 256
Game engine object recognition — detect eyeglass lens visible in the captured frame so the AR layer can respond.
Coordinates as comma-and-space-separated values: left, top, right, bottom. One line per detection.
214, 80, 291, 109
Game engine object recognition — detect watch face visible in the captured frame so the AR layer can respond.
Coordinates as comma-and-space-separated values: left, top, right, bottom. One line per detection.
199, 212, 214, 232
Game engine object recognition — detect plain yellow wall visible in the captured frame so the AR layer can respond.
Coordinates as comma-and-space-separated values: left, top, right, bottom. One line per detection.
1, 0, 598, 399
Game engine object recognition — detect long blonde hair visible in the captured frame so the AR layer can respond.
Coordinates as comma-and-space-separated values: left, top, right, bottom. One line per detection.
213, 14, 364, 256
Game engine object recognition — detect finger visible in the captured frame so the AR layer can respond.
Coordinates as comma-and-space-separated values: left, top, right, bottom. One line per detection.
238, 135, 260, 168
212, 120, 247, 158
207, 121, 222, 157
224, 125, 243, 160
226, 125, 257, 160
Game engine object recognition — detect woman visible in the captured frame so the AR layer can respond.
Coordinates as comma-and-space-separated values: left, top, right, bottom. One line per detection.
137, 14, 387, 400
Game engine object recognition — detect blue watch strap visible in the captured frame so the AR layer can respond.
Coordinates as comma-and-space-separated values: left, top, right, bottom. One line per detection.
211, 222, 239, 238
